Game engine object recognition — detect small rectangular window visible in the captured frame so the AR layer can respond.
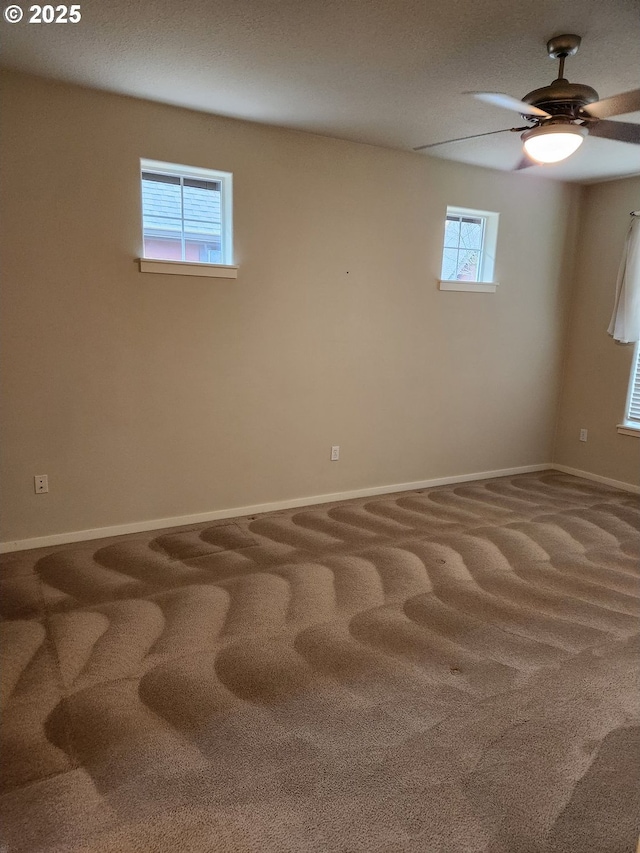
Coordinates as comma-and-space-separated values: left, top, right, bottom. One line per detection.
442, 214, 485, 281
439, 206, 499, 290
140, 159, 233, 266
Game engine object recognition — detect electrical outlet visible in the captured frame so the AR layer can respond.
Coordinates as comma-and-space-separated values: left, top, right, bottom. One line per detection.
331, 445, 340, 461
34, 474, 48, 494
579, 429, 588, 442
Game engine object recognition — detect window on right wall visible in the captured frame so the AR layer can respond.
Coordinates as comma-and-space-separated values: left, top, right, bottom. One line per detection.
439, 206, 499, 292
618, 342, 640, 436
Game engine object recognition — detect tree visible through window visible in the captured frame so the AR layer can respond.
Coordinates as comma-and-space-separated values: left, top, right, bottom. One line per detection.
442, 214, 485, 281
439, 206, 499, 286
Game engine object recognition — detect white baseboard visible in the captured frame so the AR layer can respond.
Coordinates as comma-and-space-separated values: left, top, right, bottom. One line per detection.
0, 463, 552, 554
551, 464, 640, 495
4, 463, 636, 555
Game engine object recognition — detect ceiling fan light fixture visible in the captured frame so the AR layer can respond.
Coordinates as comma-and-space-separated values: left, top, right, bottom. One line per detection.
522, 124, 587, 164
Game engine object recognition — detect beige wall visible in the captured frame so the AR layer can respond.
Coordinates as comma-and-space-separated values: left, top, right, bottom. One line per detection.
1, 71, 580, 544
553, 176, 640, 485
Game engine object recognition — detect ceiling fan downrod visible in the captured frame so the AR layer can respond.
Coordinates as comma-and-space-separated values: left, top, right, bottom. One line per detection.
522, 35, 599, 120
547, 33, 582, 81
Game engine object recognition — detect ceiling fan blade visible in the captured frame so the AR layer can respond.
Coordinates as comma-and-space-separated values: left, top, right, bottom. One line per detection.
513, 154, 536, 171
585, 89, 640, 119
588, 119, 640, 145
413, 127, 517, 151
468, 92, 550, 118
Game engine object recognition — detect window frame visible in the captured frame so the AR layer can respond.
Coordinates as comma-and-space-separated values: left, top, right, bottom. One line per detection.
617, 341, 640, 436
138, 158, 237, 279
438, 205, 499, 292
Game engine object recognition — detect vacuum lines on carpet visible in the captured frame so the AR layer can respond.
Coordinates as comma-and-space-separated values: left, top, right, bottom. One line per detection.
0, 470, 638, 852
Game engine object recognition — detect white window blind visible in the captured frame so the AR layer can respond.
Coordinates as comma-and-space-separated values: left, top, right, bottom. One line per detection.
626, 344, 640, 425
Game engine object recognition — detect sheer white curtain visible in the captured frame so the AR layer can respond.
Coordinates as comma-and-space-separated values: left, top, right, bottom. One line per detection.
608, 213, 640, 343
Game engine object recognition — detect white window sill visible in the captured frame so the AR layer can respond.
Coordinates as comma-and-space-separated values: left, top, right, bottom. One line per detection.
438, 280, 498, 293
616, 423, 640, 437
138, 259, 238, 279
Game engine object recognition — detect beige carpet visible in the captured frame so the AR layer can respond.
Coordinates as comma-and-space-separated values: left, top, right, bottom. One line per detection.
1, 470, 639, 852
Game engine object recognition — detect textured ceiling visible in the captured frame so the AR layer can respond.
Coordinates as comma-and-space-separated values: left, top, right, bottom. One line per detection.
2, 0, 640, 182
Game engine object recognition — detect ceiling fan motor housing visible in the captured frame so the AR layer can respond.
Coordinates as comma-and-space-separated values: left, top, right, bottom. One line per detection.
522, 81, 600, 119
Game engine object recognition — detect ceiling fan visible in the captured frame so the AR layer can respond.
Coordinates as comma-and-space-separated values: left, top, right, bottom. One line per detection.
414, 34, 640, 169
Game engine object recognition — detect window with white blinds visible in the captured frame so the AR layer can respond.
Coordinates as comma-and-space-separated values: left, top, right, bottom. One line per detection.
624, 343, 640, 428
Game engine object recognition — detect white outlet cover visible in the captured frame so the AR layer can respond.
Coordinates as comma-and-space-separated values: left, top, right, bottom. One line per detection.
34, 474, 49, 493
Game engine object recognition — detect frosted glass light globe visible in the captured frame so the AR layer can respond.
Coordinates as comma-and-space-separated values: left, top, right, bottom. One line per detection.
522, 125, 587, 164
